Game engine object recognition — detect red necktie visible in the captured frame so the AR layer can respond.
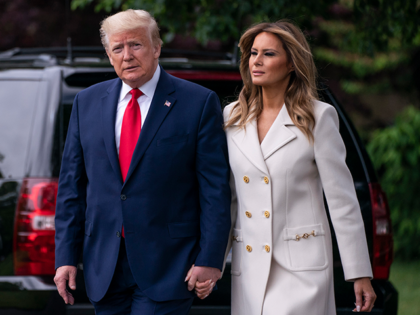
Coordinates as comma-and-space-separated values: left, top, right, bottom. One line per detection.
119, 88, 143, 181
119, 88, 142, 237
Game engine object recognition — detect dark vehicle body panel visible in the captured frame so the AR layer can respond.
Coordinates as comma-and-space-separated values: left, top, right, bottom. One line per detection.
0, 48, 397, 314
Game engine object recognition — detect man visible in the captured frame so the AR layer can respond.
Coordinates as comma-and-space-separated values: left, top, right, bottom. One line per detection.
54, 9, 231, 314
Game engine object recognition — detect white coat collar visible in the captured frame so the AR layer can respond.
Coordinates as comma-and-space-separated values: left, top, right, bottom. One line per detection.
260, 104, 297, 160
232, 118, 269, 174
232, 105, 297, 170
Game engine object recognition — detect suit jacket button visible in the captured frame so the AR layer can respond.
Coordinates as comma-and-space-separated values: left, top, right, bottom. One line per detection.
243, 176, 249, 183
264, 211, 270, 218
245, 211, 252, 218
246, 245, 252, 252
120, 194, 127, 200
264, 176, 269, 184
265, 245, 270, 252
116, 231, 121, 238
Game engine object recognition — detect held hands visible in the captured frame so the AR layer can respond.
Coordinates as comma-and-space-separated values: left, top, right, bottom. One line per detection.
353, 277, 376, 312
54, 265, 77, 305
185, 264, 220, 299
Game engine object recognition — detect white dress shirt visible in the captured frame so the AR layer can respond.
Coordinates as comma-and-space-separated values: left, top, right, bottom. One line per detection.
115, 65, 161, 153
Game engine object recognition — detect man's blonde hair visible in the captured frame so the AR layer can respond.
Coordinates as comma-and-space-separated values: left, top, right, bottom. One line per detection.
100, 9, 163, 49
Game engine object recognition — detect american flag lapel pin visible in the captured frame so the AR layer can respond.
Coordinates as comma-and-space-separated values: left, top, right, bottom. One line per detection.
164, 100, 171, 107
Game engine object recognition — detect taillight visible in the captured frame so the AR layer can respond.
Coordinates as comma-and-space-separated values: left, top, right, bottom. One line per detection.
13, 178, 58, 275
369, 182, 393, 279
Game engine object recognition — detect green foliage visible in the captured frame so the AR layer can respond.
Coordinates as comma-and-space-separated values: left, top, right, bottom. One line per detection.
354, 0, 420, 55
313, 4, 419, 94
71, 0, 336, 45
340, 79, 391, 95
71, 0, 420, 54
367, 106, 420, 260
318, 20, 361, 54
313, 47, 409, 78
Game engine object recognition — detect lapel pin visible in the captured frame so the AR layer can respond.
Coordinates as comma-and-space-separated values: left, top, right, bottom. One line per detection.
164, 100, 171, 107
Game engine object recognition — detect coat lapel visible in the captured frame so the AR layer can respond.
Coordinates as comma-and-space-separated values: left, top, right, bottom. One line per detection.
260, 105, 297, 160
123, 67, 176, 186
101, 78, 123, 184
232, 119, 269, 175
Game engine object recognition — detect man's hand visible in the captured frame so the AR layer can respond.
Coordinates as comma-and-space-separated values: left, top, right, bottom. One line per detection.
54, 265, 77, 305
185, 264, 220, 299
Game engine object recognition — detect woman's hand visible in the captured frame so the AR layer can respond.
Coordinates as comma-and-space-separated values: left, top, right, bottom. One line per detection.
185, 264, 216, 299
353, 277, 376, 312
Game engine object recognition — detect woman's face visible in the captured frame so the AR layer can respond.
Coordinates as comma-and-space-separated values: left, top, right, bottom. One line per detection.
249, 31, 293, 88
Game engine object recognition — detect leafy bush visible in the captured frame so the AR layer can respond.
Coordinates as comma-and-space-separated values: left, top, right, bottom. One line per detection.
367, 106, 420, 260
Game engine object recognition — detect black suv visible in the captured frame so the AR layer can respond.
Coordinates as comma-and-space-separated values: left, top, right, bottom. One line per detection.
0, 47, 397, 315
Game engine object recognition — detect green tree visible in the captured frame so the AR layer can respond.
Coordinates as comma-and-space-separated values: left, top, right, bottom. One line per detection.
354, 0, 420, 55
71, 0, 335, 44
367, 107, 420, 260
71, 0, 420, 54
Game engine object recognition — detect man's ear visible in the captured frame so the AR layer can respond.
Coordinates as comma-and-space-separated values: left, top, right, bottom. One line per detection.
154, 44, 161, 59
106, 49, 114, 66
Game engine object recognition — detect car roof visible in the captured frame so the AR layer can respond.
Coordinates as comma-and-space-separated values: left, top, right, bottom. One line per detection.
0, 46, 240, 72
0, 69, 45, 80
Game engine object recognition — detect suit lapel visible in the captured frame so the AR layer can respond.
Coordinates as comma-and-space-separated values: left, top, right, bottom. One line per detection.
260, 105, 297, 160
123, 68, 176, 186
232, 119, 269, 175
101, 78, 123, 184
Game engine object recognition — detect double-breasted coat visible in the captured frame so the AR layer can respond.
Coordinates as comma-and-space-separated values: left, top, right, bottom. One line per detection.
223, 100, 373, 315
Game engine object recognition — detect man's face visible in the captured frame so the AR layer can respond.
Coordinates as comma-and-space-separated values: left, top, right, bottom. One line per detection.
106, 28, 161, 88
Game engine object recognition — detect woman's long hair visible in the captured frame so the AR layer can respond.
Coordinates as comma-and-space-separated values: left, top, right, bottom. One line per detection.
225, 20, 318, 142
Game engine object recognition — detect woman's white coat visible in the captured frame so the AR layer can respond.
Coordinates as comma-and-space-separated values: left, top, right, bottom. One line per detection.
223, 100, 372, 315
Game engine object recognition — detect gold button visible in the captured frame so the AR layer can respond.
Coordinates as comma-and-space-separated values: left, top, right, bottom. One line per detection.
264, 211, 270, 218
245, 211, 252, 218
243, 176, 249, 183
265, 245, 270, 252
264, 176, 269, 184
246, 245, 252, 252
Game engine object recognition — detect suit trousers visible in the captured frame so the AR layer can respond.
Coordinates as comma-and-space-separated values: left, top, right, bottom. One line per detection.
89, 239, 194, 315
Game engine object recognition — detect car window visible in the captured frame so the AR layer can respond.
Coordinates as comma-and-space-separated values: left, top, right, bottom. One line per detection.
0, 80, 41, 179
51, 103, 73, 177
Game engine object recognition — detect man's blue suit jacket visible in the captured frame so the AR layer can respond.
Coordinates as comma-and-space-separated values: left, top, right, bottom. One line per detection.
54, 66, 231, 302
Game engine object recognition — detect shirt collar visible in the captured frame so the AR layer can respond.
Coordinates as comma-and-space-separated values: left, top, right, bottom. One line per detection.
119, 65, 161, 102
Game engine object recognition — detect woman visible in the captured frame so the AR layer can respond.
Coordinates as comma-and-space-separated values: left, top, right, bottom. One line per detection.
193, 20, 376, 314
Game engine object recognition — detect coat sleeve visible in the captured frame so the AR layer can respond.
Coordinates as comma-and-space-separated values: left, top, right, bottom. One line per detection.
55, 93, 87, 269
194, 91, 231, 271
313, 104, 373, 281
220, 104, 239, 275
222, 170, 238, 276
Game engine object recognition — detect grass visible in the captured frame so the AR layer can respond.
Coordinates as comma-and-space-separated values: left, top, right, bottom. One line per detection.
389, 260, 420, 315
